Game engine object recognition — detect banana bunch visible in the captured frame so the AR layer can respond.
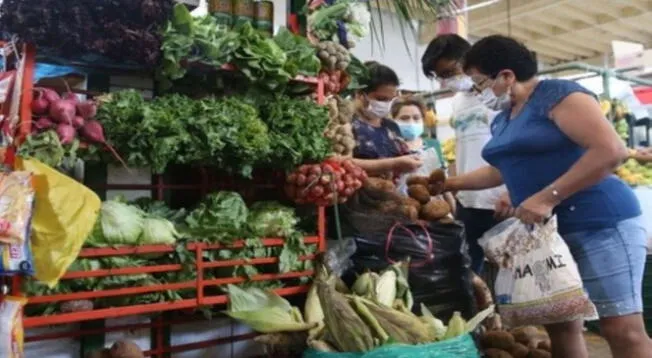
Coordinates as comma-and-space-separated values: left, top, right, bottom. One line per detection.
613, 100, 629, 121
442, 137, 456, 163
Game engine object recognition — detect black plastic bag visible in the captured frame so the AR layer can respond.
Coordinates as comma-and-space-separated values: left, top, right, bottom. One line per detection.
343, 220, 477, 322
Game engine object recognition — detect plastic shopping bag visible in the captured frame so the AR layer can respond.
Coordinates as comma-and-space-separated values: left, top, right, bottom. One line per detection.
478, 216, 597, 327
396, 148, 442, 195
0, 296, 26, 358
15, 157, 100, 287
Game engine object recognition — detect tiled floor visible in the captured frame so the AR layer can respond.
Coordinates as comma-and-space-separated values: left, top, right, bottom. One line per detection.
585, 332, 611, 358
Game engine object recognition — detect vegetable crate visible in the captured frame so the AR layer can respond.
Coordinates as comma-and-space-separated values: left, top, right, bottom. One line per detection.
11, 41, 328, 357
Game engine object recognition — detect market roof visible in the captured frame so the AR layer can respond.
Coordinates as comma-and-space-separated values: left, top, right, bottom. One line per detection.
466, 0, 652, 66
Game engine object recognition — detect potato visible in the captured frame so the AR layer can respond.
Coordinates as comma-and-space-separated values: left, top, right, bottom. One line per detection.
537, 339, 551, 352
484, 348, 514, 358
402, 197, 421, 210
527, 334, 550, 350
363, 177, 395, 193
407, 184, 431, 204
480, 331, 516, 351
509, 342, 529, 358
529, 349, 552, 358
510, 326, 540, 345
428, 168, 446, 183
399, 204, 419, 221
420, 199, 451, 221
427, 181, 445, 196
471, 273, 493, 310
406, 175, 429, 186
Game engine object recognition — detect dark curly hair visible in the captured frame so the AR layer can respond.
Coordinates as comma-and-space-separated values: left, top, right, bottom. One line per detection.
421, 34, 471, 78
462, 35, 538, 81
361, 61, 400, 93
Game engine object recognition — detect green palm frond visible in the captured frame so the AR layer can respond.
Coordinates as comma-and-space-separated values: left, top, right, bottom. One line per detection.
366, 0, 459, 55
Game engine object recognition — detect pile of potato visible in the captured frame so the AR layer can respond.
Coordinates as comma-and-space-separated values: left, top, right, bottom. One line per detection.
356, 169, 451, 222
480, 326, 552, 358
324, 96, 356, 157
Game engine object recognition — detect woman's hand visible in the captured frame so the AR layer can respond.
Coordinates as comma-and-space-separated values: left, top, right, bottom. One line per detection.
514, 191, 556, 225
494, 191, 514, 220
393, 155, 423, 173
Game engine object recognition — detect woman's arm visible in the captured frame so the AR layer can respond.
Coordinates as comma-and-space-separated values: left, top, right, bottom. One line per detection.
352, 155, 422, 176
543, 92, 628, 201
445, 165, 503, 191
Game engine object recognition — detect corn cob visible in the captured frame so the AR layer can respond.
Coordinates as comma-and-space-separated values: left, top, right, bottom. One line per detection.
352, 272, 374, 296
375, 269, 397, 307
316, 280, 375, 352
443, 311, 466, 340
305, 283, 325, 339
361, 298, 432, 344
350, 295, 388, 344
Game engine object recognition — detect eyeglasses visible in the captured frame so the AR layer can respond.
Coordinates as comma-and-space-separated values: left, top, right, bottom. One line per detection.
430, 62, 462, 81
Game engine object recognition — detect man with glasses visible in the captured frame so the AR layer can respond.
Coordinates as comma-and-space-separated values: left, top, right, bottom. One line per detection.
421, 34, 508, 274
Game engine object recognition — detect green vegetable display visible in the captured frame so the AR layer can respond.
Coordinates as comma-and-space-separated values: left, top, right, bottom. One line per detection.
18, 129, 80, 170
94, 90, 272, 177
159, 4, 320, 91
24, 192, 315, 315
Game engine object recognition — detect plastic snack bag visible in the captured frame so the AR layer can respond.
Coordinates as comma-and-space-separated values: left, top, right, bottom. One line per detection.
478, 216, 597, 327
0, 296, 26, 358
0, 171, 34, 245
0, 240, 34, 276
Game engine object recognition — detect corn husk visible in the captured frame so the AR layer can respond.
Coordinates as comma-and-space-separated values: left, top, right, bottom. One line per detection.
351, 272, 374, 296
375, 269, 397, 307
316, 280, 375, 352
308, 339, 338, 352
420, 303, 447, 341
391, 261, 413, 310
443, 311, 466, 340
360, 298, 432, 344
305, 283, 325, 338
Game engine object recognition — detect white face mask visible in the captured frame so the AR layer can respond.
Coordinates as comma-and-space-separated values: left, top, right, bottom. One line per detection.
478, 87, 511, 110
440, 75, 474, 92
367, 99, 393, 118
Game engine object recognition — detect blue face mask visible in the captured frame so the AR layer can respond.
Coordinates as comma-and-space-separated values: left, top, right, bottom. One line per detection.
397, 122, 424, 141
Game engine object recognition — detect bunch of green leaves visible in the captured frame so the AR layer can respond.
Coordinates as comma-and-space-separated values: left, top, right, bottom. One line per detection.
341, 54, 369, 96
94, 91, 271, 177
158, 4, 238, 86
256, 95, 331, 169
184, 192, 249, 243
273, 27, 320, 78
230, 22, 291, 90
179, 96, 271, 177
17, 130, 79, 169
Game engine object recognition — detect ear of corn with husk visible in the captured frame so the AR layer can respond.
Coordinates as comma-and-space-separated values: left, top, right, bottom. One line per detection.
316, 280, 375, 352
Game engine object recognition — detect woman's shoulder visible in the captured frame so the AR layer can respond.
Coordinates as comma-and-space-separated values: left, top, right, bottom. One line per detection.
532, 79, 596, 114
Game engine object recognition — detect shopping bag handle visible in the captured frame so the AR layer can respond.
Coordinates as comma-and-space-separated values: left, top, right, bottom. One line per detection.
385, 222, 434, 268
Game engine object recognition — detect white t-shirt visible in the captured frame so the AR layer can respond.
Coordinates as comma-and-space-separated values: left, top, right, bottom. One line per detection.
451, 92, 505, 210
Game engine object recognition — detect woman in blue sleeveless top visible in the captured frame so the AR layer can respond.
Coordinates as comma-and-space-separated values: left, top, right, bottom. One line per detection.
445, 35, 650, 358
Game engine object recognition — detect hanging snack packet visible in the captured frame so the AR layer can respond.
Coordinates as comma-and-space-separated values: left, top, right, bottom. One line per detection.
0, 240, 34, 276
0, 296, 27, 358
0, 171, 35, 245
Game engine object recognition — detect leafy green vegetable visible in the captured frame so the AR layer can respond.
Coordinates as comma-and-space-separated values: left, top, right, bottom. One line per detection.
273, 27, 321, 78
100, 200, 145, 245
256, 95, 331, 169
17, 130, 79, 169
142, 218, 179, 245
94, 91, 271, 177
184, 192, 249, 243
248, 201, 299, 238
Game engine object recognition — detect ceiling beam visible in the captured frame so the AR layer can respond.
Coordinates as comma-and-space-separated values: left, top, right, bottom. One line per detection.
524, 5, 651, 44
468, 0, 573, 30
521, 16, 608, 54
473, 27, 578, 61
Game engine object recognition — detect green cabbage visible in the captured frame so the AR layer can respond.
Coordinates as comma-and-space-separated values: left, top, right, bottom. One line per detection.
248, 201, 298, 237
141, 217, 179, 245
100, 201, 145, 245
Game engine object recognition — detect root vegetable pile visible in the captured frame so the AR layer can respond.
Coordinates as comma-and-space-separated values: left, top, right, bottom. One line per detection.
315, 41, 351, 72
355, 169, 451, 223
284, 159, 367, 206
480, 326, 552, 358
30, 87, 127, 168
316, 41, 351, 95
324, 96, 356, 156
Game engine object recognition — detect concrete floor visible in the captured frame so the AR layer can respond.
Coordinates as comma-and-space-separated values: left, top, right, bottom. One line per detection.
585, 332, 611, 358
